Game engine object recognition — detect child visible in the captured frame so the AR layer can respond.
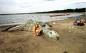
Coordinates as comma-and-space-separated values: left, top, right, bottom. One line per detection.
32, 23, 41, 36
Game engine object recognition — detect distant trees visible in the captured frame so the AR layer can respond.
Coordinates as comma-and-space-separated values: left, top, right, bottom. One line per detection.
38, 8, 86, 13
66, 8, 86, 12
57, 8, 86, 12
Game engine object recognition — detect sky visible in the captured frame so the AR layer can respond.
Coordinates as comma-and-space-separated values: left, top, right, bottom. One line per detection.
0, 0, 86, 14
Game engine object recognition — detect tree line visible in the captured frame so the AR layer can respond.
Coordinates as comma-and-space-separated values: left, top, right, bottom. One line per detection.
37, 8, 86, 13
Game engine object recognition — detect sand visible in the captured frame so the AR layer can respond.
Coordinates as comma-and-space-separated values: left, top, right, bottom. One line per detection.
0, 18, 86, 53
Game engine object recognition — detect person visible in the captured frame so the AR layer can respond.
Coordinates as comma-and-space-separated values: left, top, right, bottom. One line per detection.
32, 23, 41, 37
73, 20, 78, 26
73, 18, 85, 26
79, 18, 85, 26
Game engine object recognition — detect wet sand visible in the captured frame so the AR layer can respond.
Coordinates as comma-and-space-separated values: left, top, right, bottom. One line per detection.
0, 18, 86, 53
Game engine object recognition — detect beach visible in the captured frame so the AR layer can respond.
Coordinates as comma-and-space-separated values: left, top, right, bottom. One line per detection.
0, 15, 86, 53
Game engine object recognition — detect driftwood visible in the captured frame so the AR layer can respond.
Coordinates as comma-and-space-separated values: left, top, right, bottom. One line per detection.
0, 19, 39, 32
0, 23, 23, 32
1, 25, 18, 32
8, 25, 25, 31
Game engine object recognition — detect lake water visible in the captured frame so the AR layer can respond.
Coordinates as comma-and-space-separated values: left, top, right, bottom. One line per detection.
0, 13, 83, 25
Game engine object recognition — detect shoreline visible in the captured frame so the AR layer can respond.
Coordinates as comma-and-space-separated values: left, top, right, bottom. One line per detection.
0, 13, 84, 25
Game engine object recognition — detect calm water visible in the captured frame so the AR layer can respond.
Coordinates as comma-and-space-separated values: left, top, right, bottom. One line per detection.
0, 13, 83, 25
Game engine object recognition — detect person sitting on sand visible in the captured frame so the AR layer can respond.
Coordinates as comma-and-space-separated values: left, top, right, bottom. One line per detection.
79, 18, 85, 26
32, 23, 41, 36
73, 20, 80, 26
73, 18, 85, 26
80, 18, 85, 23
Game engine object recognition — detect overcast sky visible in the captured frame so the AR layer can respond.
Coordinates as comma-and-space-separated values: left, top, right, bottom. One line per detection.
0, 0, 86, 14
